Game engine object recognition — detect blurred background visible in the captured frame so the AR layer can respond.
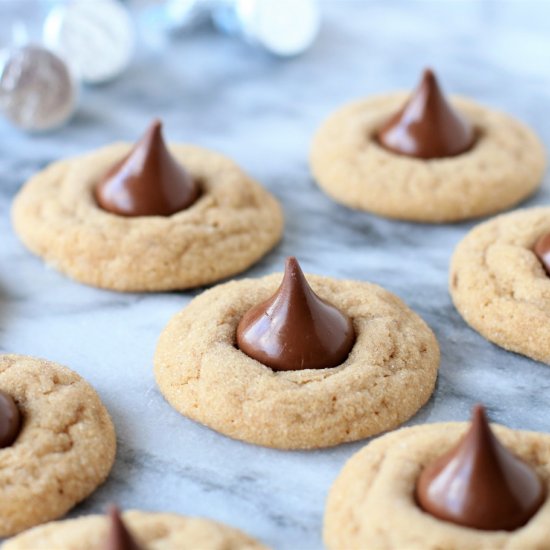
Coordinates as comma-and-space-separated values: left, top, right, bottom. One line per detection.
0, 2, 549, 550
0, 0, 548, 138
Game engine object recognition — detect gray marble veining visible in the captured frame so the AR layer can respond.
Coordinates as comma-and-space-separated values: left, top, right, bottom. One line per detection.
0, 1, 549, 548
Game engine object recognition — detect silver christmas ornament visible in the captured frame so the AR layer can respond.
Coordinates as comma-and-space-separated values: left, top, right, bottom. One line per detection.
43, 0, 136, 84
0, 45, 77, 132
212, 0, 320, 57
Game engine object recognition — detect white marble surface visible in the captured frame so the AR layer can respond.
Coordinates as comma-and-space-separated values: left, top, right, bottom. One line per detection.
1, 1, 550, 548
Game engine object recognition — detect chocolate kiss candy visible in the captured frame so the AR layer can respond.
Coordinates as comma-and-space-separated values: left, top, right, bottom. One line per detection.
533, 232, 550, 276
95, 120, 200, 217
416, 405, 545, 531
377, 69, 475, 159
236, 256, 356, 371
0, 390, 21, 448
104, 506, 142, 550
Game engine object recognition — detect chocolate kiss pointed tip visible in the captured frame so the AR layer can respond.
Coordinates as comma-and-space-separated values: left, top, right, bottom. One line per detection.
95, 119, 200, 217
105, 505, 142, 550
236, 256, 356, 371
146, 119, 163, 141
422, 67, 435, 83
107, 505, 120, 531
285, 256, 301, 275
472, 403, 486, 422
377, 68, 475, 159
470, 404, 494, 443
416, 404, 545, 531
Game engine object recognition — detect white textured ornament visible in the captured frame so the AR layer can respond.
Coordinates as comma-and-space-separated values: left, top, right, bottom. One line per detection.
213, 0, 320, 57
0, 45, 77, 132
44, 0, 135, 84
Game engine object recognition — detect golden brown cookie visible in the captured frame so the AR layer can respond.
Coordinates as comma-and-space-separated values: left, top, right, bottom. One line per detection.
154, 271, 440, 449
450, 207, 550, 364
310, 94, 545, 223
12, 144, 283, 292
3, 510, 267, 549
0, 354, 116, 536
324, 422, 550, 550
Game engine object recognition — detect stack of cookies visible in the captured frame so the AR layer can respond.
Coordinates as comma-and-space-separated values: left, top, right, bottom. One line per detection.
3, 67, 549, 549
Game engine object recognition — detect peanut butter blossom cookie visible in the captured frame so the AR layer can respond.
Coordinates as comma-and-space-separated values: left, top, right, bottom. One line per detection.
12, 120, 283, 291
325, 405, 550, 549
154, 257, 439, 449
450, 207, 550, 364
0, 354, 116, 536
4, 506, 267, 550
310, 69, 546, 223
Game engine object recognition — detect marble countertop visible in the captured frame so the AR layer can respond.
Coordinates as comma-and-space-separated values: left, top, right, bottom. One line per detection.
1, 1, 550, 548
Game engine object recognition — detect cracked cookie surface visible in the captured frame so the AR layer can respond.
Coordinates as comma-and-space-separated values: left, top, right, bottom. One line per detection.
12, 144, 283, 292
0, 354, 116, 536
4, 510, 267, 550
450, 207, 550, 364
324, 422, 550, 550
310, 94, 545, 223
154, 273, 440, 449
